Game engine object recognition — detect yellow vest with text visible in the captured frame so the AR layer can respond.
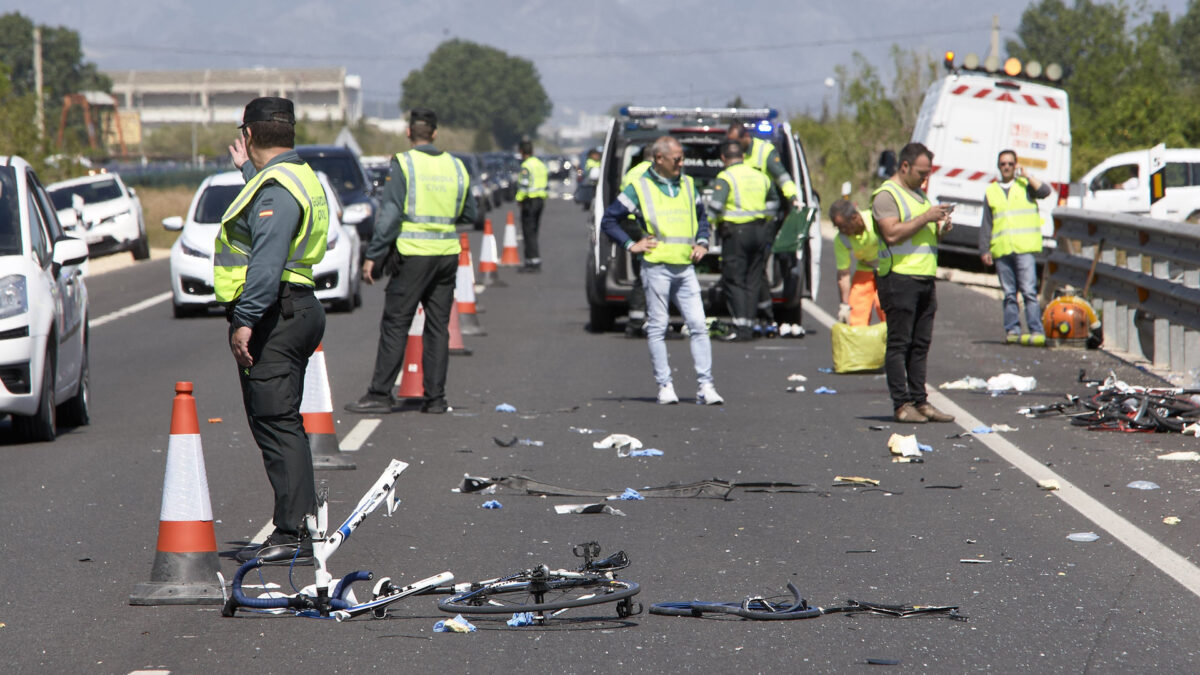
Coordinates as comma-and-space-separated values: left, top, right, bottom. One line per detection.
632, 174, 699, 265
835, 210, 881, 273
872, 179, 937, 277
715, 162, 773, 224
214, 162, 328, 303
748, 137, 797, 200
394, 150, 467, 256
985, 179, 1043, 258
517, 156, 548, 200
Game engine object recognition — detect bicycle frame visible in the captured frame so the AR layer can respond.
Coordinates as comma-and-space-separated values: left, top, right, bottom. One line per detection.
222, 459, 455, 620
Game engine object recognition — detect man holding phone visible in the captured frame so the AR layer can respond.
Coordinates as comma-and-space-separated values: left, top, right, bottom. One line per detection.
870, 142, 954, 424
980, 149, 1051, 345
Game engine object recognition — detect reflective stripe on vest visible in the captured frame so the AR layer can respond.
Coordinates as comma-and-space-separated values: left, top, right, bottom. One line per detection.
395, 150, 466, 256
871, 179, 937, 277
517, 156, 549, 200
748, 137, 797, 200
985, 180, 1043, 257
717, 163, 772, 223
634, 174, 698, 265
214, 162, 328, 303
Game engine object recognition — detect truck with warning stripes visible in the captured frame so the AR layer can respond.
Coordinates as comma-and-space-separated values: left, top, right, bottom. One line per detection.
910, 69, 1071, 264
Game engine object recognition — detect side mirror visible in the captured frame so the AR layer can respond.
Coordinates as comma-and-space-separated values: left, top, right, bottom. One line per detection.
53, 237, 90, 268
128, 186, 137, 197
162, 216, 184, 231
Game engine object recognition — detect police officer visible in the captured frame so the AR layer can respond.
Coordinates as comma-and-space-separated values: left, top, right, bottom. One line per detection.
980, 149, 1050, 345
870, 142, 954, 424
516, 140, 548, 272
707, 140, 776, 341
220, 97, 329, 564
346, 108, 475, 415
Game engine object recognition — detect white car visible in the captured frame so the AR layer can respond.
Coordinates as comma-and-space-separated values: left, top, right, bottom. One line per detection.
0, 156, 91, 442
164, 170, 361, 318
48, 170, 150, 260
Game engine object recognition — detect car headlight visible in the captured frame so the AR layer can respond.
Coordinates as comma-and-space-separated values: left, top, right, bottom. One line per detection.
100, 209, 132, 225
342, 202, 373, 225
0, 275, 29, 320
180, 240, 209, 259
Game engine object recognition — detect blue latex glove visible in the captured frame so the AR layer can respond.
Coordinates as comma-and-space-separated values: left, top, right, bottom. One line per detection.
917, 442, 933, 453
507, 612, 535, 626
495, 403, 517, 413
628, 448, 663, 457
814, 386, 837, 394
433, 614, 477, 633
481, 500, 503, 509
610, 488, 644, 501
972, 425, 993, 434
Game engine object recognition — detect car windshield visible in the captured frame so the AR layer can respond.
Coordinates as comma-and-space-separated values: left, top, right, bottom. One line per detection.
302, 156, 365, 197
49, 178, 124, 210
622, 132, 726, 190
0, 168, 21, 255
194, 184, 243, 224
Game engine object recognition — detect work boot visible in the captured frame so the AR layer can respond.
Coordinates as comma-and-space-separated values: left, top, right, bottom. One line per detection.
657, 383, 679, 405
915, 402, 955, 423
893, 402, 928, 423
421, 397, 451, 414
344, 393, 397, 414
236, 531, 313, 565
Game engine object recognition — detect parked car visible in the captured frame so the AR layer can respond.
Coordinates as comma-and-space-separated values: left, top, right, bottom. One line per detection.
0, 156, 91, 442
541, 154, 576, 201
48, 170, 150, 260
1070, 146, 1200, 222
163, 170, 361, 318
361, 154, 392, 193
585, 106, 821, 332
451, 152, 492, 230
294, 145, 377, 259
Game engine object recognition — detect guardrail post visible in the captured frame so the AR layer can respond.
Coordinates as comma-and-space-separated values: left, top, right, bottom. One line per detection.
1153, 259, 1172, 370
1125, 251, 1145, 360
1100, 248, 1125, 352
1186, 270, 1200, 379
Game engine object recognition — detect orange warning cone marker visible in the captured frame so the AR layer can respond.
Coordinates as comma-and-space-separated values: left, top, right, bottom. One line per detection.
448, 302, 472, 356
456, 233, 487, 336
478, 218, 505, 287
499, 210, 521, 266
301, 343, 355, 471
130, 382, 223, 605
395, 304, 426, 399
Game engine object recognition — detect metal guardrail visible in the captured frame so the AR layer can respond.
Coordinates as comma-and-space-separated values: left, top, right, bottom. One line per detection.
1046, 207, 1200, 375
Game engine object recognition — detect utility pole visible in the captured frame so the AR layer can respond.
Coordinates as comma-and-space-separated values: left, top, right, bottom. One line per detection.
987, 15, 1000, 64
33, 26, 45, 140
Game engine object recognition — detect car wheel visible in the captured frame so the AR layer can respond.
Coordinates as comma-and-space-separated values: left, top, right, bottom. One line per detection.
131, 227, 151, 261
14, 350, 56, 442
353, 280, 363, 308
60, 342, 90, 427
332, 293, 354, 313
172, 302, 198, 319
588, 302, 617, 333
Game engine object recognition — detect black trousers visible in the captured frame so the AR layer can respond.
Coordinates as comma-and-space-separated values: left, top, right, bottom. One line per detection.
876, 272, 937, 409
721, 221, 773, 327
234, 292, 325, 537
520, 197, 545, 262
368, 253, 457, 401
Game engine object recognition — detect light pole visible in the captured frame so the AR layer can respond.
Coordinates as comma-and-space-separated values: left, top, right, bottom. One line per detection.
823, 77, 839, 120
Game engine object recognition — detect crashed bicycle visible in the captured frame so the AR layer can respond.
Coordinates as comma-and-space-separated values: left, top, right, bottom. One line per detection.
649, 582, 964, 621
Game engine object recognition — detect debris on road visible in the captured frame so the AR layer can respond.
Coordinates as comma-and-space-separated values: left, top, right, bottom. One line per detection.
507, 612, 535, 627
569, 426, 604, 434
1126, 481, 1160, 490
517, 438, 544, 446
959, 559, 992, 564
887, 434, 922, 457
814, 386, 837, 395
481, 500, 503, 509
1037, 479, 1060, 491
434, 614, 477, 633
892, 456, 924, 464
494, 403, 517, 413
940, 377, 988, 390
553, 503, 627, 516
207, 417, 223, 424
1164, 516, 1181, 525
627, 448, 663, 457
1158, 451, 1200, 461
493, 436, 518, 447
834, 476, 880, 487
609, 488, 645, 501
986, 373, 1037, 392
786, 385, 806, 393
452, 474, 816, 500
1067, 532, 1100, 542
788, 373, 808, 382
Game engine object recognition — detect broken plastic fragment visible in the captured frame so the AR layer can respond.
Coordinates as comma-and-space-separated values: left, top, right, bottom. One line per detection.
493, 436, 518, 447
986, 373, 1037, 392
628, 448, 663, 457
481, 500, 503, 509
834, 476, 880, 486
593, 433, 643, 455
787, 373, 808, 382
1126, 480, 1160, 490
518, 438, 544, 446
786, 385, 806, 393
494, 403, 517, 413
1182, 423, 1200, 437
917, 442, 932, 453
887, 434, 921, 457
959, 559, 992, 564
507, 612, 535, 627
891, 456, 924, 463
434, 614, 477, 633
609, 488, 645, 501
1067, 532, 1100, 542
990, 424, 1017, 432
814, 386, 837, 394
1037, 479, 1060, 491
939, 377, 988, 390
972, 426, 994, 434
1158, 451, 1200, 461
1164, 516, 1182, 525
553, 503, 627, 516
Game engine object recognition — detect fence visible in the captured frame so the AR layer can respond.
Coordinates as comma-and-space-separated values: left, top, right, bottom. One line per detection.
1046, 208, 1200, 376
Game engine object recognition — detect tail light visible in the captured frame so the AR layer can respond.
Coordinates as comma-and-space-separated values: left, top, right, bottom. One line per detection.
1055, 182, 1069, 206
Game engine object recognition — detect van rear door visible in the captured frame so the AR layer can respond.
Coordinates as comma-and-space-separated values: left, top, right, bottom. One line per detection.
778, 121, 820, 300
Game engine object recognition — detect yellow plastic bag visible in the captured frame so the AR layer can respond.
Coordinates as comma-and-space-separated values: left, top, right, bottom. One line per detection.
831, 321, 886, 373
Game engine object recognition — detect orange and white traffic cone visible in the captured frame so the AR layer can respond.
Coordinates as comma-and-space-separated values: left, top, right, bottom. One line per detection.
301, 344, 355, 471
448, 302, 472, 356
478, 218, 505, 287
456, 234, 486, 336
395, 305, 426, 399
499, 210, 521, 266
129, 382, 223, 605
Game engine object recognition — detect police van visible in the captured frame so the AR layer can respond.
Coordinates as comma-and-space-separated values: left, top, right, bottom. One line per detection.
909, 56, 1071, 262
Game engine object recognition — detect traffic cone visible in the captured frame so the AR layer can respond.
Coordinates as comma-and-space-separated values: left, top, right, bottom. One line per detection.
395, 304, 426, 399
448, 303, 472, 356
478, 218, 505, 287
499, 210, 521, 266
456, 234, 486, 336
130, 382, 223, 605
301, 343, 355, 471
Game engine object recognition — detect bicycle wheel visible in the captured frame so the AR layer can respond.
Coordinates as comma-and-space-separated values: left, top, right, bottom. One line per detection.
438, 574, 640, 615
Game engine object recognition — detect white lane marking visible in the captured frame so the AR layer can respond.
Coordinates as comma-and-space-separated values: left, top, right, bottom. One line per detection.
803, 300, 1200, 599
127, 671, 171, 675
92, 291, 173, 327
340, 419, 381, 452
249, 522, 274, 548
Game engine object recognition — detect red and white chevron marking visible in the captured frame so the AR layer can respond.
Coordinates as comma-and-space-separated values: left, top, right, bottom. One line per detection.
949, 84, 1063, 109
932, 166, 993, 182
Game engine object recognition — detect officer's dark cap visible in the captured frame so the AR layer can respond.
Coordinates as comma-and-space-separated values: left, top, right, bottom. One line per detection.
409, 108, 438, 129
241, 97, 296, 128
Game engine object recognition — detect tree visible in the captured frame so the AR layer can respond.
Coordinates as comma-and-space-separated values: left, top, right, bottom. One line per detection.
400, 39, 552, 148
0, 62, 40, 159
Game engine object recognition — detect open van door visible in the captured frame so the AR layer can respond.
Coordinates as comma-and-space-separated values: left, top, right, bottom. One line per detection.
779, 122, 820, 302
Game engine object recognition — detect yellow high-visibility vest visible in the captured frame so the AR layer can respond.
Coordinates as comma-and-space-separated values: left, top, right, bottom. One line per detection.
985, 178, 1043, 257
715, 163, 773, 224
517, 156, 548, 200
632, 174, 699, 265
872, 179, 937, 277
394, 149, 467, 257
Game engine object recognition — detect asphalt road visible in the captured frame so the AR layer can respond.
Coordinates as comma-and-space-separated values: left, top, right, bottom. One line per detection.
4, 199, 1200, 673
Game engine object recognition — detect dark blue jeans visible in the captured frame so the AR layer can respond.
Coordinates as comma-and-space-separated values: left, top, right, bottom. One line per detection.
994, 252, 1043, 336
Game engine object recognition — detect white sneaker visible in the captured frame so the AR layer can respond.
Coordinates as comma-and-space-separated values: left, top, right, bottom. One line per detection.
779, 323, 793, 337
657, 383, 679, 405
696, 382, 724, 405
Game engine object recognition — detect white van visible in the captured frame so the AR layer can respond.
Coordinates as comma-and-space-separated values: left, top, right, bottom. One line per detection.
1072, 147, 1200, 222
910, 71, 1072, 260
